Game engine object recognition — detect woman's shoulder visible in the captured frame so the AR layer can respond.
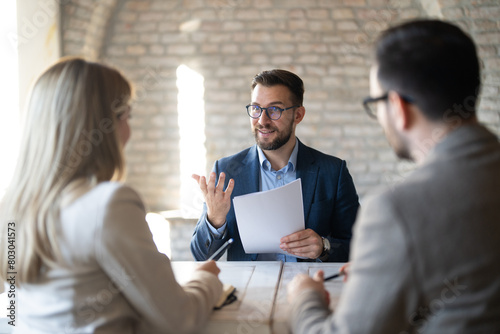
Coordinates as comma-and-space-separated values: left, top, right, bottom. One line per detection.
61, 181, 144, 223
71, 181, 140, 204
58, 182, 145, 256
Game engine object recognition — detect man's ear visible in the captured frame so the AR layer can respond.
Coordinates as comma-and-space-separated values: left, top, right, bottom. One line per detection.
387, 91, 412, 130
294, 106, 306, 124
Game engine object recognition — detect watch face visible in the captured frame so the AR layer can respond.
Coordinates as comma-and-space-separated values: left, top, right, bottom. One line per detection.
323, 237, 331, 251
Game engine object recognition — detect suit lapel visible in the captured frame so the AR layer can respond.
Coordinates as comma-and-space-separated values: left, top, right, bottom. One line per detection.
233, 141, 319, 221
237, 145, 260, 196
295, 140, 318, 224
231, 146, 260, 261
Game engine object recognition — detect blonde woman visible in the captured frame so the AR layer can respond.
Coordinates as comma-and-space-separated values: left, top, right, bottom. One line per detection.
0, 58, 222, 333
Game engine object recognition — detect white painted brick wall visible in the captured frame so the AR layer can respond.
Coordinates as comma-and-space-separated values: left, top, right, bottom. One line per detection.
61, 0, 500, 260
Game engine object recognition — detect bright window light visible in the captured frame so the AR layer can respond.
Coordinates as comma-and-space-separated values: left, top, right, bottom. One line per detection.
146, 212, 171, 258
0, 0, 20, 201
176, 64, 206, 218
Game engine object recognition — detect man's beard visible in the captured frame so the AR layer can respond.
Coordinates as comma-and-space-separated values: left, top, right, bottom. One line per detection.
253, 122, 293, 151
393, 139, 412, 161
384, 118, 412, 161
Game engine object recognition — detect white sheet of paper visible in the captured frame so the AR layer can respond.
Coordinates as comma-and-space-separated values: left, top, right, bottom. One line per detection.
233, 178, 305, 255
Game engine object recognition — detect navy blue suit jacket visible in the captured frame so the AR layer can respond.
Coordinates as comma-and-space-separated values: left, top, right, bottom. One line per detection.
190, 139, 359, 262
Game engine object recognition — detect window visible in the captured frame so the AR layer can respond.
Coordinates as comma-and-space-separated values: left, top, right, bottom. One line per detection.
0, 0, 20, 201
176, 64, 207, 218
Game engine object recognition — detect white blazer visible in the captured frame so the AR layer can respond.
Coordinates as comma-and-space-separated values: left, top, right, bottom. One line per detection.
15, 182, 222, 334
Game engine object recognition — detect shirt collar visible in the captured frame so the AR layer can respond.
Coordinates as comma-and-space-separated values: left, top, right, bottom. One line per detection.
257, 138, 299, 172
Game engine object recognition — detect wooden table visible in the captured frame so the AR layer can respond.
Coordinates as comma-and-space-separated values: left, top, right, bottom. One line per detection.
272, 262, 345, 334
172, 261, 282, 334
171, 261, 345, 334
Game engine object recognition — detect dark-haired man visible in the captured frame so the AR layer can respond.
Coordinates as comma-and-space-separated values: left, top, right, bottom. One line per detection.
287, 19, 500, 333
191, 69, 359, 262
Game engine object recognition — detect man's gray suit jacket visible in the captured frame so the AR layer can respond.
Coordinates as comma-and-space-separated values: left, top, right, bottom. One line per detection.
290, 124, 500, 333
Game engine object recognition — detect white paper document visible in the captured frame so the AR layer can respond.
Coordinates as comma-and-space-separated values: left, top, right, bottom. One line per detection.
233, 179, 305, 255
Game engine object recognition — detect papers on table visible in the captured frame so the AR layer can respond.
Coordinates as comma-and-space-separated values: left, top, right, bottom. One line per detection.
233, 179, 305, 256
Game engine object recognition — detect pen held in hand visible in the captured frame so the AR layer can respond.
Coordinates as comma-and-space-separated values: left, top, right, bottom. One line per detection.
208, 238, 234, 261
324, 271, 345, 281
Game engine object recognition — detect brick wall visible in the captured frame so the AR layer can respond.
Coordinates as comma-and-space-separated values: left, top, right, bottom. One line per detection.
61, 0, 500, 260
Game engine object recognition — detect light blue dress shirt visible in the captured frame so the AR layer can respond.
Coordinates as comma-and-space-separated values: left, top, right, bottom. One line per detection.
206, 139, 300, 262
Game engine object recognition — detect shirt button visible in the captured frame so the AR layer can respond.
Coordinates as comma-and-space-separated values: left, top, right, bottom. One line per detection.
277, 175, 281, 180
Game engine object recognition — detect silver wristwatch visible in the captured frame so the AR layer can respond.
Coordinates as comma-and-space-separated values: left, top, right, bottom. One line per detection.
321, 237, 331, 257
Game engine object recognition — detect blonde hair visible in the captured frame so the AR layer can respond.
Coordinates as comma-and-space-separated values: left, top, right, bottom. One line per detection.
1, 57, 132, 284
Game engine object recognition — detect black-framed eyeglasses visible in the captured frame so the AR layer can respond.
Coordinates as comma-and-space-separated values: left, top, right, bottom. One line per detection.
246, 105, 299, 120
362, 93, 414, 120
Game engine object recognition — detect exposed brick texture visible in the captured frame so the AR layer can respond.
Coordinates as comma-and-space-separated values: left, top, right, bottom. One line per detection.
61, 0, 500, 259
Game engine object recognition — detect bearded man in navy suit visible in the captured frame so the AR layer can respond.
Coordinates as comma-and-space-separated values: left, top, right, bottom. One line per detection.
191, 69, 359, 262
